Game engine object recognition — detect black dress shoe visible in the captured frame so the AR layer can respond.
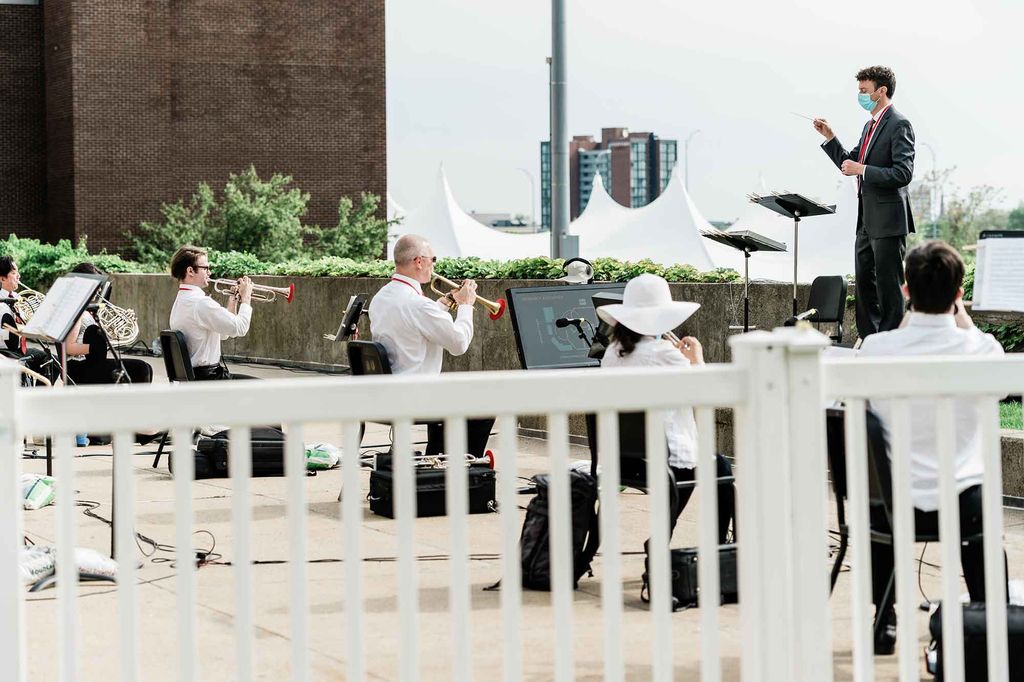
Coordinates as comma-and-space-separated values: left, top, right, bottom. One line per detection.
873, 622, 897, 655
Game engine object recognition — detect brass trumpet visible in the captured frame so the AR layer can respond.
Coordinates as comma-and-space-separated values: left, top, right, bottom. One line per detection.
429, 274, 506, 320
212, 278, 295, 303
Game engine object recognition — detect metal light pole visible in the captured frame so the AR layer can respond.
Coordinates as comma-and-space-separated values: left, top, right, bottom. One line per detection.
550, 0, 569, 257
919, 141, 939, 237
516, 168, 536, 229
684, 129, 701, 191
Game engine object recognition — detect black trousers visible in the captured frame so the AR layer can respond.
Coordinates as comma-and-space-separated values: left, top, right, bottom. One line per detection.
68, 357, 153, 385
870, 485, 1008, 613
669, 454, 736, 544
854, 203, 906, 339
425, 418, 495, 459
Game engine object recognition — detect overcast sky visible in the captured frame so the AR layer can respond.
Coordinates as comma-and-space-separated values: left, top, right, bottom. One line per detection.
386, 0, 1023, 223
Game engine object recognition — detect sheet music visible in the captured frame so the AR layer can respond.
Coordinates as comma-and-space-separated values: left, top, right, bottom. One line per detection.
973, 237, 1024, 312
22, 276, 100, 341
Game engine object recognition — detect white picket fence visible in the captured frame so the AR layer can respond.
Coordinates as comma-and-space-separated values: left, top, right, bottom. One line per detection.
0, 327, 1019, 681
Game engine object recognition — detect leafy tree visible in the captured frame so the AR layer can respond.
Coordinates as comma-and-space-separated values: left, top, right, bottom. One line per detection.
129, 166, 310, 266
934, 185, 1003, 249
1008, 203, 1024, 231
307, 192, 398, 261
130, 183, 218, 266
218, 166, 309, 260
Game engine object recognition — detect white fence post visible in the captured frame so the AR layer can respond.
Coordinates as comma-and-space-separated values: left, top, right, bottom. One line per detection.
781, 328, 834, 682
730, 327, 830, 682
0, 360, 24, 682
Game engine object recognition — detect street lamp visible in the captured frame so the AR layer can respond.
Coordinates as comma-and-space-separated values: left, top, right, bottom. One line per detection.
920, 141, 939, 237
516, 168, 536, 230
684, 129, 701, 191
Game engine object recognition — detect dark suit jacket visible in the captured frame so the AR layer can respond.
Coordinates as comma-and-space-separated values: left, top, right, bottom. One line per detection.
821, 107, 916, 239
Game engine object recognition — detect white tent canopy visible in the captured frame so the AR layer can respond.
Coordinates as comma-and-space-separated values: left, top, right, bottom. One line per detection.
574, 165, 735, 272
388, 167, 547, 260
387, 165, 856, 283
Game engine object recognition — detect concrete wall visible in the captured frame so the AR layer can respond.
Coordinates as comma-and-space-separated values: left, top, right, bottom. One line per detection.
107, 273, 1023, 498
109, 273, 856, 368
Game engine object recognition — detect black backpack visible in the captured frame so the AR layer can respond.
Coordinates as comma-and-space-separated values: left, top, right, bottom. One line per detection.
520, 470, 600, 591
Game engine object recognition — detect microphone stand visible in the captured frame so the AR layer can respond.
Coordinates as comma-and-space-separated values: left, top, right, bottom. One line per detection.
569, 320, 593, 347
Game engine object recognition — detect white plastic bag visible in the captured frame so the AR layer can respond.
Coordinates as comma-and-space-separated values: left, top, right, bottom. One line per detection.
21, 473, 56, 510
305, 442, 341, 470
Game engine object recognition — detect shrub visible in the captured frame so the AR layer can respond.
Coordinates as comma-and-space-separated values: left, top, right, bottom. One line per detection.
307, 193, 397, 261
0, 235, 142, 288
129, 166, 311, 266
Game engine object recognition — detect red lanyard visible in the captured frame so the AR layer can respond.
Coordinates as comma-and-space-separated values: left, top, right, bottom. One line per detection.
390, 277, 423, 296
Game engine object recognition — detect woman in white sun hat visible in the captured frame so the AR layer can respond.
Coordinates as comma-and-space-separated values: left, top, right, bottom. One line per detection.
597, 273, 735, 543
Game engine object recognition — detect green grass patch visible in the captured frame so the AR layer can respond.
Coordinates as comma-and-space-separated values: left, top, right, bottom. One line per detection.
1000, 401, 1023, 430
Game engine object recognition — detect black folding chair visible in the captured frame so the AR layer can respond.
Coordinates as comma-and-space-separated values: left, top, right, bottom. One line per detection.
793, 275, 847, 343
152, 330, 195, 468
585, 412, 734, 539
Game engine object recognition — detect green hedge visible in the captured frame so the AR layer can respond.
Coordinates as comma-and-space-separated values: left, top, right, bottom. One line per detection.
0, 235, 143, 288
0, 235, 740, 286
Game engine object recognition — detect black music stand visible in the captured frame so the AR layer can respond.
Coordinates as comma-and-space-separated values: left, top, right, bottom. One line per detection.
702, 229, 787, 333
748, 192, 836, 315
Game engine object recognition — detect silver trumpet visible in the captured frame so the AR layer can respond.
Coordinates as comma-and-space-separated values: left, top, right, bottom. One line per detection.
213, 278, 295, 303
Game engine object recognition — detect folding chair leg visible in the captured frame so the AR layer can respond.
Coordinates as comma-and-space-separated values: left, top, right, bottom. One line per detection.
152, 431, 169, 469
830, 495, 848, 594
830, 524, 848, 594
874, 570, 896, 641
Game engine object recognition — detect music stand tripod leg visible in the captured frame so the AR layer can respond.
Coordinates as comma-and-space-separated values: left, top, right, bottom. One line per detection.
744, 248, 751, 333
792, 212, 801, 316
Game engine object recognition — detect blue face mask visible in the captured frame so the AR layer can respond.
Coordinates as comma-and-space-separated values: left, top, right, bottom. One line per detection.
858, 92, 877, 112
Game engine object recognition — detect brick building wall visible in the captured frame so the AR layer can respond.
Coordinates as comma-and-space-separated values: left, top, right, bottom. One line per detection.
0, 4, 47, 239
4, 0, 386, 254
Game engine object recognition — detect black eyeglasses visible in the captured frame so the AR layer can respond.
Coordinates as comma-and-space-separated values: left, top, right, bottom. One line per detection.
194, 265, 211, 271
417, 255, 437, 263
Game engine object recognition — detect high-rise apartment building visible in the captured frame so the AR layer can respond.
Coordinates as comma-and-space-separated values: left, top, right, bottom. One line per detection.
540, 128, 677, 230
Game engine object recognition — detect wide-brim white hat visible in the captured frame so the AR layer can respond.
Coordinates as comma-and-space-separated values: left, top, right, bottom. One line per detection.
596, 273, 700, 336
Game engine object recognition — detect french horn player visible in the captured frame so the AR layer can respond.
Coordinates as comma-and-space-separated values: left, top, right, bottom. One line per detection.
63, 262, 153, 386
0, 256, 60, 385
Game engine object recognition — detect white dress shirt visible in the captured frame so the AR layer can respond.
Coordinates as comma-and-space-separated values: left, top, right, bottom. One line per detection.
67, 312, 98, 362
859, 312, 1004, 511
601, 337, 698, 469
0, 288, 15, 346
368, 273, 474, 375
169, 284, 252, 367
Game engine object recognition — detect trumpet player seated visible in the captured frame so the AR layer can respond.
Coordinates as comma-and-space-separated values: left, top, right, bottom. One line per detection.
63, 263, 152, 386
597, 274, 736, 544
370, 234, 494, 458
168, 245, 256, 381
0, 256, 59, 385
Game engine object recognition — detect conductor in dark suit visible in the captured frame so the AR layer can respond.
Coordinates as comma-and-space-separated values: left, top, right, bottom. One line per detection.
814, 65, 915, 339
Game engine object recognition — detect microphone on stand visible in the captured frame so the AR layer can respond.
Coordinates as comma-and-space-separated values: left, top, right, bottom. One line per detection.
555, 317, 586, 329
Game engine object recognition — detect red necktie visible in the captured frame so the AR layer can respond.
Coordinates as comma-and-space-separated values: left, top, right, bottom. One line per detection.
857, 120, 876, 163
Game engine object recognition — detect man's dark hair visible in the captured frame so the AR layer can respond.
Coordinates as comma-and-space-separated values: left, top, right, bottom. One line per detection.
905, 241, 964, 314
856, 65, 896, 98
170, 245, 207, 281
0, 256, 14, 278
